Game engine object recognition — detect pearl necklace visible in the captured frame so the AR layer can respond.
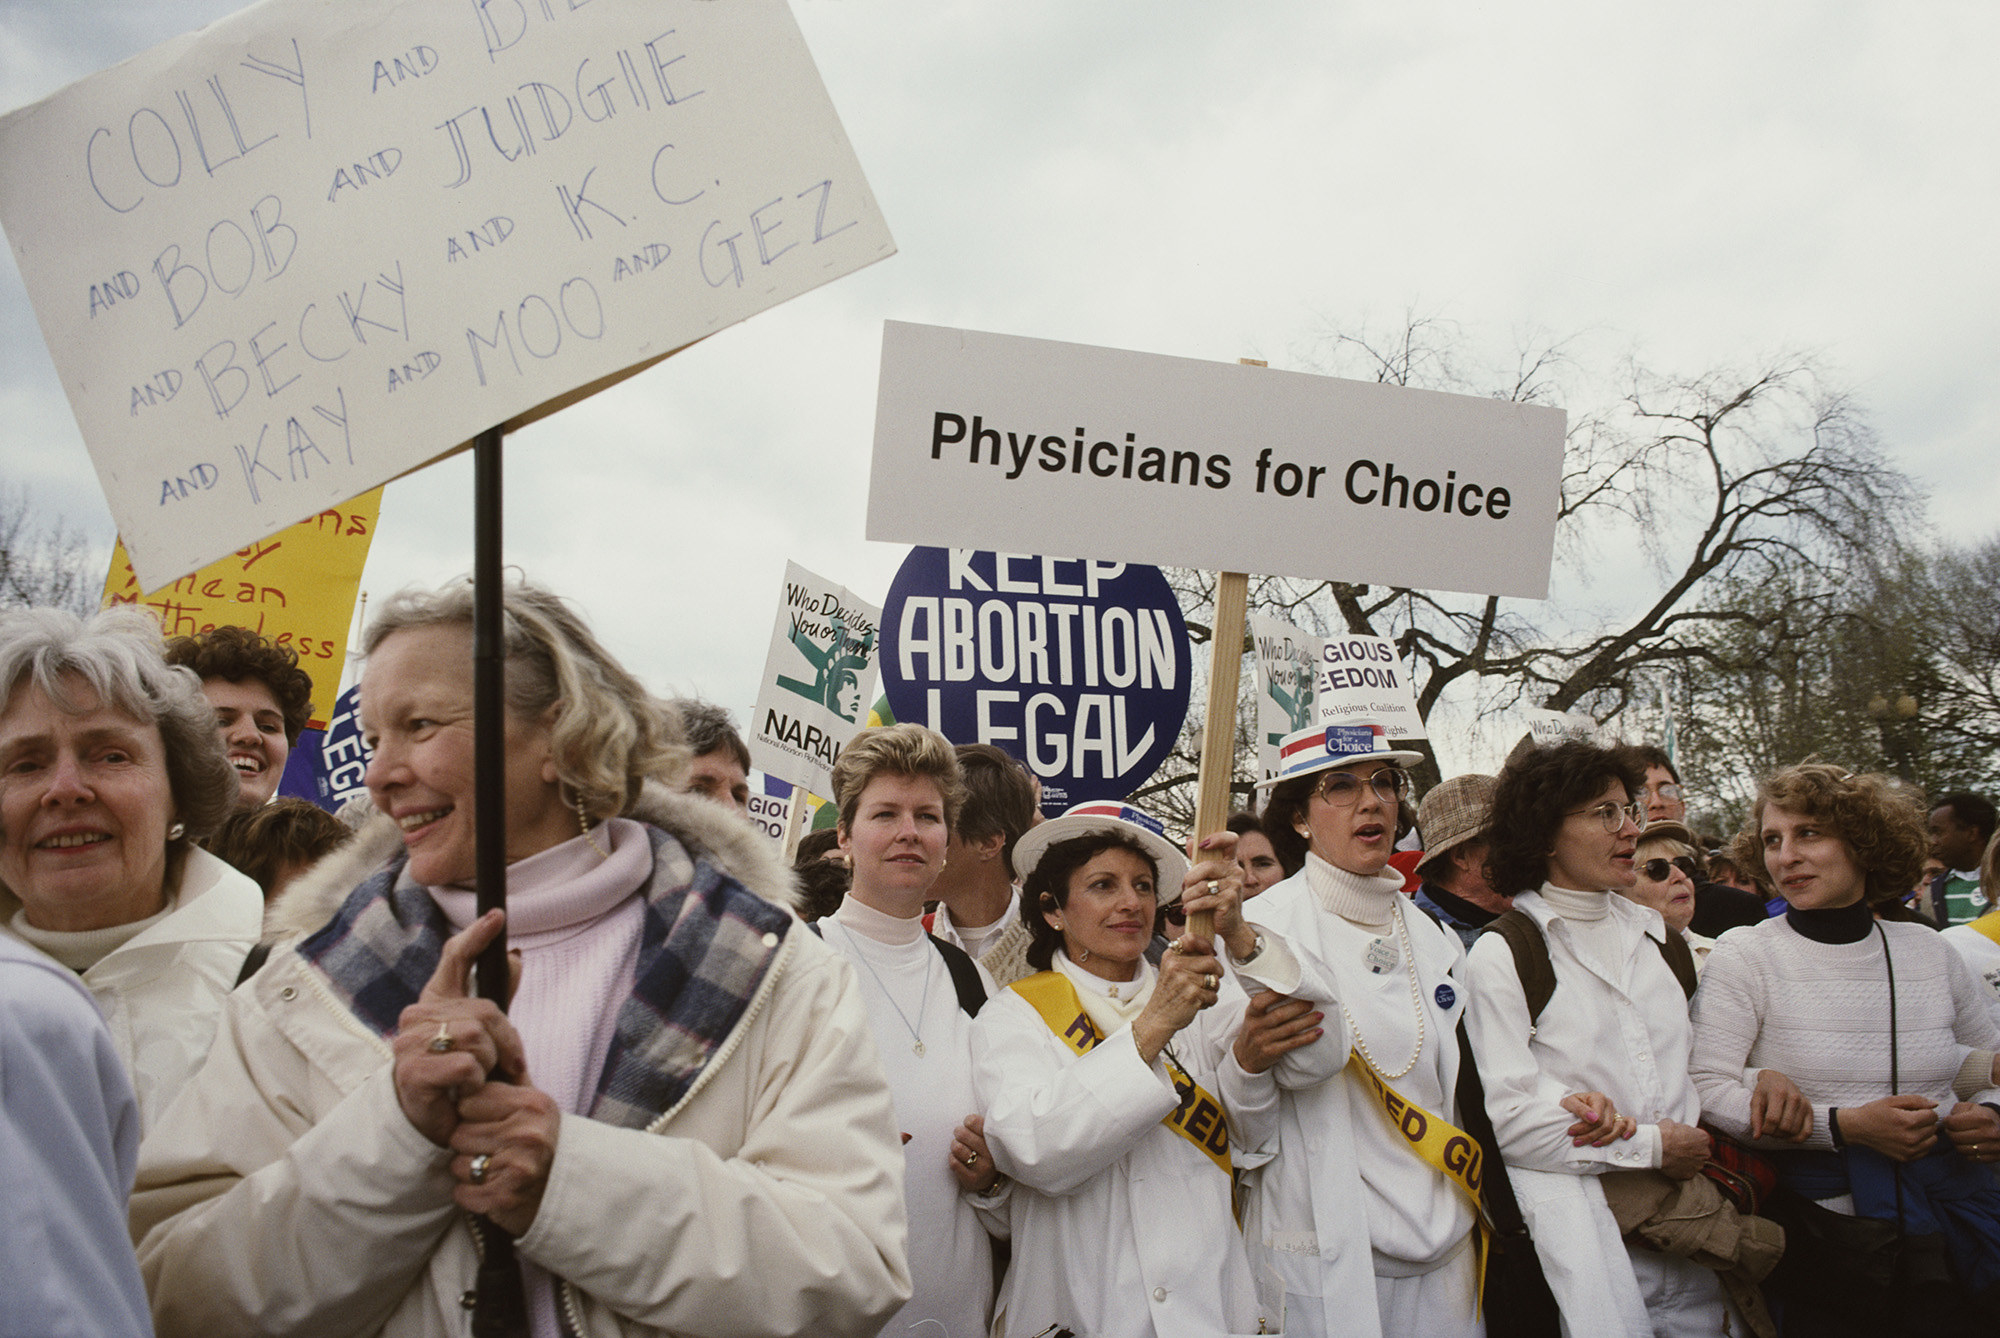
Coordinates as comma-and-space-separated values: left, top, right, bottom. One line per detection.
1338, 898, 1426, 1079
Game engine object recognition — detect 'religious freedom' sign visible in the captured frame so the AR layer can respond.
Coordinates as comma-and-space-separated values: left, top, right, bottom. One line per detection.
880, 548, 1190, 817
867, 322, 1567, 600
0, 0, 894, 590
1252, 616, 1426, 783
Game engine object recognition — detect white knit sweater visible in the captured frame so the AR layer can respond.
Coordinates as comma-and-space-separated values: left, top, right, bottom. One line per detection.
1689, 915, 2000, 1152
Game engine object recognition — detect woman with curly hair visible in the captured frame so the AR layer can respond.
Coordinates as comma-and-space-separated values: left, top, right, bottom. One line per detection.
164, 625, 316, 812
1689, 763, 2000, 1336
1462, 739, 1731, 1337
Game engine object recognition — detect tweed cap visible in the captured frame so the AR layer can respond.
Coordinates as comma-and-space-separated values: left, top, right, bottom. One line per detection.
1636, 819, 1698, 850
1416, 773, 1497, 861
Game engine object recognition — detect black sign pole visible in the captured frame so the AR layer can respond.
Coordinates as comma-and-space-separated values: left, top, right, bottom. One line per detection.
470, 424, 527, 1338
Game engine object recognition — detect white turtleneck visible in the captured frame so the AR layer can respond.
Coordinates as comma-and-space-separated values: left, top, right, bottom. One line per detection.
11, 900, 172, 973
823, 896, 998, 1338
1246, 852, 1473, 1269
1540, 881, 1627, 989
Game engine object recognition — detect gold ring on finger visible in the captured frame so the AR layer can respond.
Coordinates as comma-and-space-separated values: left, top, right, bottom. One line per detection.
1206, 880, 1217, 895
468, 1153, 492, 1185
1204, 973, 1217, 990
428, 1020, 454, 1054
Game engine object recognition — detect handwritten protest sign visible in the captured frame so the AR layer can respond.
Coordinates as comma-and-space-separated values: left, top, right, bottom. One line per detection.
1521, 707, 1599, 747
1251, 614, 1320, 783
749, 561, 883, 798
102, 485, 381, 727
868, 322, 1566, 600
880, 548, 1191, 817
1, 0, 894, 590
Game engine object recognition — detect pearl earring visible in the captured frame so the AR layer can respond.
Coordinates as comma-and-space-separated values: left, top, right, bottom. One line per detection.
167, 821, 186, 841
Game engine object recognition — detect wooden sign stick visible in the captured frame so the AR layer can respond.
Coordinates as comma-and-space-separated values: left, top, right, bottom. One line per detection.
1186, 357, 1265, 944
1187, 569, 1248, 943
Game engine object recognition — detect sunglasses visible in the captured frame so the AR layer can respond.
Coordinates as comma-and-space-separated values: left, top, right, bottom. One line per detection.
1638, 855, 1699, 883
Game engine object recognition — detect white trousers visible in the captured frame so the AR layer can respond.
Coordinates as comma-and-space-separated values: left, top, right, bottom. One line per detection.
1374, 1239, 1483, 1338
1627, 1247, 1736, 1338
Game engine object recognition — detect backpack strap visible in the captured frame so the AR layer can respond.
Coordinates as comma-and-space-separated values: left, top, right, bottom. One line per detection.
928, 934, 989, 1018
234, 941, 273, 988
1483, 910, 1557, 1026
1656, 926, 1699, 1000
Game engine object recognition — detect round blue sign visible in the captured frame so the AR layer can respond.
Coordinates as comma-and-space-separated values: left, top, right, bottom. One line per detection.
1434, 983, 1457, 1011
880, 548, 1190, 817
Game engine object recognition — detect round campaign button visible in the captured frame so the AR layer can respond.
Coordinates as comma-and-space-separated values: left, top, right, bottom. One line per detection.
1434, 983, 1457, 1010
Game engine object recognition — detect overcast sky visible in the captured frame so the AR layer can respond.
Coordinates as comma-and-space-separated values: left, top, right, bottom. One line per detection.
4, 1, 1995, 779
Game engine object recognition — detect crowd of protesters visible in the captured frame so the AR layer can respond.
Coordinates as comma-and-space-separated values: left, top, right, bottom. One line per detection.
2, 584, 1998, 1338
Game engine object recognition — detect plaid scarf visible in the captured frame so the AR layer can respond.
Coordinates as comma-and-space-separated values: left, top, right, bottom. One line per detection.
295, 825, 793, 1130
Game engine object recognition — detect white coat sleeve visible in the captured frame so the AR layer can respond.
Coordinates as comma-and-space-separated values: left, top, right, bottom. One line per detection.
513, 945, 911, 1338
1203, 988, 1280, 1167
1463, 934, 1663, 1173
970, 995, 1177, 1196
134, 989, 462, 1338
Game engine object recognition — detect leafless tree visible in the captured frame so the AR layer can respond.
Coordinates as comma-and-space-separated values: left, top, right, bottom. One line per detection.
0, 479, 103, 617
1155, 315, 1918, 802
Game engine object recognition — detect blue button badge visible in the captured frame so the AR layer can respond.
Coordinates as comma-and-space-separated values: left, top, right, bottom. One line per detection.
1434, 983, 1457, 1010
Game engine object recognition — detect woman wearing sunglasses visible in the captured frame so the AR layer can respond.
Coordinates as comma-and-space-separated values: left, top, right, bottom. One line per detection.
1220, 724, 1484, 1338
1618, 821, 1716, 973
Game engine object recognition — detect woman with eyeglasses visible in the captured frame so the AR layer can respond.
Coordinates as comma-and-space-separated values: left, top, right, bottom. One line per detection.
1689, 763, 2000, 1337
1618, 821, 1716, 972
1218, 724, 1486, 1338
1463, 739, 1735, 1337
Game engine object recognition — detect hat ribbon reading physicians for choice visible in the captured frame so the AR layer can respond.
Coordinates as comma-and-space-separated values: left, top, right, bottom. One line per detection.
1257, 724, 1425, 789
1010, 801, 1189, 902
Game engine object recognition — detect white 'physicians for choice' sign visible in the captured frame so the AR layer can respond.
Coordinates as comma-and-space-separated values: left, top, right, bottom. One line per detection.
868, 322, 1568, 599
0, 0, 893, 590
748, 561, 883, 799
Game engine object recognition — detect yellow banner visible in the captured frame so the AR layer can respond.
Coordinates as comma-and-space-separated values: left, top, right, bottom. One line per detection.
102, 488, 383, 729
1347, 1046, 1488, 1305
1969, 910, 2000, 947
1010, 970, 1234, 1180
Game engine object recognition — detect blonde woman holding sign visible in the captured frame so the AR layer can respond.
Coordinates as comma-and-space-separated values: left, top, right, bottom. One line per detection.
971, 802, 1282, 1338
1223, 724, 1485, 1338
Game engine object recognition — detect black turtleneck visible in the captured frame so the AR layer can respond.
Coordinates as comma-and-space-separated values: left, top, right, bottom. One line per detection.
1784, 898, 1874, 945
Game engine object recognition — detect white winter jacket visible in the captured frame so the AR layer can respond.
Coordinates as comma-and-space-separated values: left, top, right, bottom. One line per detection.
1, 845, 262, 1127
131, 789, 911, 1338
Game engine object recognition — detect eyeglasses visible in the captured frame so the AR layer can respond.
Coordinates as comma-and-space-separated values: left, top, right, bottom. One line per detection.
1641, 782, 1683, 802
1566, 800, 1644, 833
1315, 766, 1409, 807
1639, 855, 1700, 883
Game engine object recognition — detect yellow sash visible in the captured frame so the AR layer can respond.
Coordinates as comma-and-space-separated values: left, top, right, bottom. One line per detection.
1010, 971, 1234, 1179
1970, 910, 2000, 947
1346, 1045, 1489, 1306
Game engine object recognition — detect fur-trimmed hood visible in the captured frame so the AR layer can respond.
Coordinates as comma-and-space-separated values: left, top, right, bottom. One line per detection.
264, 783, 800, 944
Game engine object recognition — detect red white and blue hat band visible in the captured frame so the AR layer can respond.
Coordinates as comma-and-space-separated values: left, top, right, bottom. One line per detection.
1010, 800, 1189, 903
1256, 723, 1425, 789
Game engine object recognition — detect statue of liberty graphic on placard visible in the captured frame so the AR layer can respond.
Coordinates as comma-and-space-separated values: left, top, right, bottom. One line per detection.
777, 614, 875, 723
1266, 661, 1315, 747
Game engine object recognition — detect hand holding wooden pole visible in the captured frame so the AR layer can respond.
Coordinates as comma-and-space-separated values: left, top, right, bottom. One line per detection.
1188, 569, 1248, 944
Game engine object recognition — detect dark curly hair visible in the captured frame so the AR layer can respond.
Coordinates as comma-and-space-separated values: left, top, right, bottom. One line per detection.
163, 625, 315, 743
1020, 831, 1159, 971
1726, 762, 1929, 906
1259, 777, 1316, 874
1483, 740, 1646, 897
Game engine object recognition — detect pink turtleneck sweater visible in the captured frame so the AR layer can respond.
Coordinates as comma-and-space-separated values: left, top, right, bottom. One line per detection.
429, 817, 651, 1338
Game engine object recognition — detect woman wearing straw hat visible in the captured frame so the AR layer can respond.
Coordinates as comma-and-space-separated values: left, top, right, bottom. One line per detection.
970, 801, 1282, 1337
1223, 723, 1485, 1338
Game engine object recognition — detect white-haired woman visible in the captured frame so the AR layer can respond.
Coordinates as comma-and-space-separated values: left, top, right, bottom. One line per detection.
822, 723, 1006, 1338
0, 606, 259, 1125
972, 800, 1281, 1338
133, 578, 910, 1338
